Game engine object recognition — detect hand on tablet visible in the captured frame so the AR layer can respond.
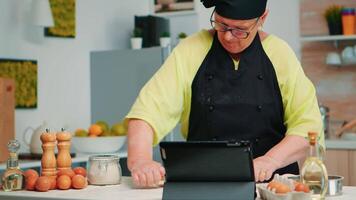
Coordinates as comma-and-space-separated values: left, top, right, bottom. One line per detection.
253, 155, 281, 182
130, 159, 166, 188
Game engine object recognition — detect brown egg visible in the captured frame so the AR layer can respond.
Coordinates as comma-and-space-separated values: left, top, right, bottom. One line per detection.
57, 175, 72, 190
72, 175, 87, 189
24, 169, 39, 179
73, 167, 87, 177
25, 176, 38, 191
267, 181, 281, 190
57, 169, 75, 178
275, 183, 291, 194
295, 182, 310, 193
35, 176, 51, 192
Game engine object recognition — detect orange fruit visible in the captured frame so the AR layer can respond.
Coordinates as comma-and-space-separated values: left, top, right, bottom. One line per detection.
73, 167, 87, 177
57, 169, 75, 178
89, 124, 102, 136
57, 175, 72, 190
49, 176, 57, 190
72, 175, 87, 189
25, 176, 38, 191
35, 176, 51, 192
24, 169, 39, 179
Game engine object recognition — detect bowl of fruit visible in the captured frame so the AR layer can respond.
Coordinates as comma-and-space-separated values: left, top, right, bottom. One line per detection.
72, 121, 127, 154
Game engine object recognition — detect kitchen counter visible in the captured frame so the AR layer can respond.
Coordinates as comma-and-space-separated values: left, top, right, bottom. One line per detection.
1, 139, 354, 171
1, 177, 356, 200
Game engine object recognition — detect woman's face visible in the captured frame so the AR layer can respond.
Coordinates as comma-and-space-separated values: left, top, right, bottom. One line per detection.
214, 12, 261, 54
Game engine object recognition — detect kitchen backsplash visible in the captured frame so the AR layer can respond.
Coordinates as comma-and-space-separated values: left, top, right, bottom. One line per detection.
300, 0, 356, 124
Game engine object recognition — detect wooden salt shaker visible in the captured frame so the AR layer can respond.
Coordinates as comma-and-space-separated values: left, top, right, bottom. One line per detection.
40, 129, 57, 177
56, 128, 72, 171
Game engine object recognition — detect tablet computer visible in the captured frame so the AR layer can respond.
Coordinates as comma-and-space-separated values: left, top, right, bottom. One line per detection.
159, 140, 255, 182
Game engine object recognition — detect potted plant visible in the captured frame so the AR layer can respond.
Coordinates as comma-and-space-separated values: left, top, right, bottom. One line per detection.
177, 32, 187, 42
131, 27, 143, 49
160, 31, 171, 47
324, 5, 343, 35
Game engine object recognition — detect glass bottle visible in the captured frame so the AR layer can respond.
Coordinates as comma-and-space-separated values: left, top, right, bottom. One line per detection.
301, 132, 328, 199
1, 140, 25, 191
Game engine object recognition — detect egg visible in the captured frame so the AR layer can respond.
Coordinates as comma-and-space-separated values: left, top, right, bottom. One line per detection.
35, 176, 51, 192
24, 169, 39, 179
275, 183, 291, 194
267, 181, 281, 191
25, 176, 38, 191
57, 169, 75, 178
72, 174, 87, 189
57, 175, 72, 190
73, 167, 87, 177
295, 182, 310, 193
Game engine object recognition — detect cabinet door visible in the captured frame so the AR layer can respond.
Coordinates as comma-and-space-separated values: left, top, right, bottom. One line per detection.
348, 151, 356, 186
325, 150, 349, 185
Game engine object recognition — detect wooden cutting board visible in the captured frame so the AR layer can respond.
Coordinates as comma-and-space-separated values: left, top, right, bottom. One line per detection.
0, 78, 15, 162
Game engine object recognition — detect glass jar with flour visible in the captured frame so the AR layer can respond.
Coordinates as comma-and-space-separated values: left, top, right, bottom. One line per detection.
88, 155, 121, 185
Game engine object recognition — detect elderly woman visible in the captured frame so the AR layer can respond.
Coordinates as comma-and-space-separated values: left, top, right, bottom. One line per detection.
125, 0, 324, 188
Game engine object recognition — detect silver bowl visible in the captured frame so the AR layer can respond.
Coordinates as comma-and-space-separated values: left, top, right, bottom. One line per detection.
288, 175, 344, 196
327, 175, 344, 196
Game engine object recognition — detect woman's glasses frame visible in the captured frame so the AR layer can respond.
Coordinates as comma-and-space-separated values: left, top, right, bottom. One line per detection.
210, 11, 260, 39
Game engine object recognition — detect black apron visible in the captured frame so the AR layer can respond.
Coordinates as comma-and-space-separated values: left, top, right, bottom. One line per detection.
187, 33, 299, 176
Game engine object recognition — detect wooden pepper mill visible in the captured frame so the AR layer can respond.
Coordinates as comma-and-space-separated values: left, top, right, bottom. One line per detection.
56, 128, 72, 171
40, 129, 57, 177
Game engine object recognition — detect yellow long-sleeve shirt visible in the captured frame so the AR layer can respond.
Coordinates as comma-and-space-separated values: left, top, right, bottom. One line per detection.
125, 30, 324, 148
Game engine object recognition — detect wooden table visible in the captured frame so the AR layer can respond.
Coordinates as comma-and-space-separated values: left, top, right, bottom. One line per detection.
1, 177, 356, 200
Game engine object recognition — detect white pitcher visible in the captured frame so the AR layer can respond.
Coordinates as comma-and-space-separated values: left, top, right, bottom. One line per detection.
22, 121, 48, 154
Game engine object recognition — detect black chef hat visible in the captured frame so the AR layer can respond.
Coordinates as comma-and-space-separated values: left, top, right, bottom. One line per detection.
201, 0, 267, 20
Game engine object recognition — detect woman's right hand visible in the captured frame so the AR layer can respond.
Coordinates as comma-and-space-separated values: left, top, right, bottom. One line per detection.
130, 159, 166, 188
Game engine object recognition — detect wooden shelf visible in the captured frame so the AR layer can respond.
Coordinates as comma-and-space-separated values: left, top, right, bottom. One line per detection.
300, 35, 356, 42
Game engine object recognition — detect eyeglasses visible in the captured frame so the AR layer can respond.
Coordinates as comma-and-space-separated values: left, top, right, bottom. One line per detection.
210, 12, 259, 39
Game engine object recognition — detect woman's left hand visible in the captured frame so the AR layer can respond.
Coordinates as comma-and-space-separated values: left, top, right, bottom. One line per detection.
253, 155, 281, 182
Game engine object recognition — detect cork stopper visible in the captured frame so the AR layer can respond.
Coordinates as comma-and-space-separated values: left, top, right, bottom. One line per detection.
7, 140, 20, 168
308, 131, 317, 146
